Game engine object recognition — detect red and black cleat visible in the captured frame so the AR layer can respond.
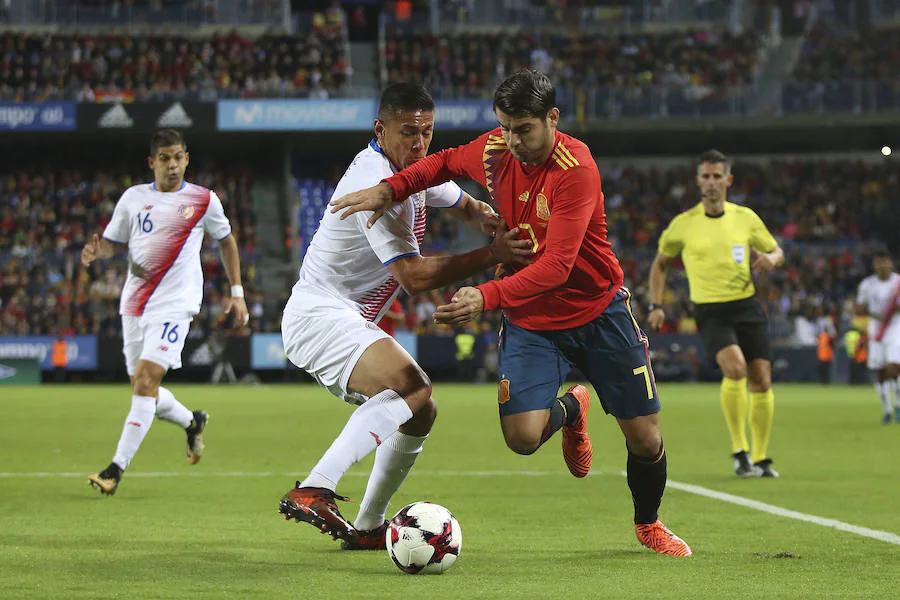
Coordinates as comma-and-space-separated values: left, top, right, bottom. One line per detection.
340, 521, 388, 550
278, 482, 358, 542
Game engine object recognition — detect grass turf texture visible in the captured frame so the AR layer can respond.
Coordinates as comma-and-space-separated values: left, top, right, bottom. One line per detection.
0, 383, 897, 599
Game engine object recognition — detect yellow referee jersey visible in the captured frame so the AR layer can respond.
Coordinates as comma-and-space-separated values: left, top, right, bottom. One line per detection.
658, 202, 777, 304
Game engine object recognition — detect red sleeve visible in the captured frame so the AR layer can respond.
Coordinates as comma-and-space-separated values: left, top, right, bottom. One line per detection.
384, 134, 488, 201
476, 166, 596, 311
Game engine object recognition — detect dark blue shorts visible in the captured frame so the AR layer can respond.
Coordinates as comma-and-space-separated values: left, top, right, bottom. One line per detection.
496, 288, 660, 420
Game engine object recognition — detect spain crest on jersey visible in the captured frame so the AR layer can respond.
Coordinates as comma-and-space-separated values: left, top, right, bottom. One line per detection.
536, 193, 550, 221
177, 204, 195, 219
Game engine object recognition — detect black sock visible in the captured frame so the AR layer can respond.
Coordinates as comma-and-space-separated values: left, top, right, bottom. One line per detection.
102, 462, 123, 481
627, 442, 667, 525
539, 392, 582, 444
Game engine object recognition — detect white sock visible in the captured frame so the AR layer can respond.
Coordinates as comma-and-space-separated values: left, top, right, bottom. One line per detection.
112, 395, 156, 470
155, 386, 193, 428
354, 432, 427, 531
300, 389, 414, 490
894, 379, 900, 409
878, 381, 893, 414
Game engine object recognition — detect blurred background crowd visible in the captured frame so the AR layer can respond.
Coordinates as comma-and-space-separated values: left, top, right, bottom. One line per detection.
1, 0, 898, 383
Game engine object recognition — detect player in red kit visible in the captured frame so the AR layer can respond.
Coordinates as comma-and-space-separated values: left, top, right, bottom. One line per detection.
331, 69, 691, 557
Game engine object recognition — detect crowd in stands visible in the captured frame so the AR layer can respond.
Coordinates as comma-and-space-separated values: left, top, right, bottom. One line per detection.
0, 26, 349, 102
0, 165, 270, 339
793, 23, 900, 83
383, 28, 761, 101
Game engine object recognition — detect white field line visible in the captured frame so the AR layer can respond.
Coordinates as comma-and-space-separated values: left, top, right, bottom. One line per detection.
2, 469, 898, 546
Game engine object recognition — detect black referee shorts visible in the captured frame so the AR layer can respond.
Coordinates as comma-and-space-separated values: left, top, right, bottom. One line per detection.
693, 297, 771, 362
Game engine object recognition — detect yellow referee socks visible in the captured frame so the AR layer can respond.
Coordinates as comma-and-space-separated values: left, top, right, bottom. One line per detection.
749, 389, 775, 464
720, 377, 749, 454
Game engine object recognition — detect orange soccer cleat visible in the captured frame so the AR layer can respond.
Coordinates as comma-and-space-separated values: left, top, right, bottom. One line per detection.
635, 520, 693, 557
561, 384, 593, 478
278, 483, 358, 542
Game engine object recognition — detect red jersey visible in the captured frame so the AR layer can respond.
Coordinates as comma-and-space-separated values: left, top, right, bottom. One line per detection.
384, 128, 623, 330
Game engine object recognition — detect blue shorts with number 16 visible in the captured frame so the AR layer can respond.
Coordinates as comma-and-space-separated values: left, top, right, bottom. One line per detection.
496, 288, 660, 419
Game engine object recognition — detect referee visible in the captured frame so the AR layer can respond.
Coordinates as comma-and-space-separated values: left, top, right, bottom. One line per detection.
647, 150, 784, 478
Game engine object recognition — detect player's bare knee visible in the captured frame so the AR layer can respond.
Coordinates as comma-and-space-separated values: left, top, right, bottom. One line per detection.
504, 432, 540, 455
132, 372, 160, 398
401, 397, 437, 436
721, 360, 747, 381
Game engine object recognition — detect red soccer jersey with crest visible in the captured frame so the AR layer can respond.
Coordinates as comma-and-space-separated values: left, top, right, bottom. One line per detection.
383, 128, 623, 331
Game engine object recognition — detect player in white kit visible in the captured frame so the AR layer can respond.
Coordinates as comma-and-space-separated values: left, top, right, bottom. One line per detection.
855, 252, 900, 424
278, 83, 532, 548
81, 129, 250, 495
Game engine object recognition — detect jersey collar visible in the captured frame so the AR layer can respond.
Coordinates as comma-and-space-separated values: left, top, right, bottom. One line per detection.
151, 181, 187, 192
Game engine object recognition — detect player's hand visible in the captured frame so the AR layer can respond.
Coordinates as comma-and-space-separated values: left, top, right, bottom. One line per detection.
434, 287, 484, 326
647, 307, 666, 331
329, 182, 396, 228
81, 233, 100, 267
478, 204, 502, 236
224, 296, 250, 328
490, 219, 534, 266
751, 248, 778, 273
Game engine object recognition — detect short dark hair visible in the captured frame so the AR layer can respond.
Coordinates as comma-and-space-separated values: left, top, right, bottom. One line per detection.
378, 83, 435, 121
150, 129, 186, 155
699, 149, 731, 172
493, 68, 556, 119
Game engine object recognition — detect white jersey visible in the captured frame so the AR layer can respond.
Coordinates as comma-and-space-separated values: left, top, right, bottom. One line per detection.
289, 140, 462, 322
857, 272, 900, 336
103, 181, 232, 319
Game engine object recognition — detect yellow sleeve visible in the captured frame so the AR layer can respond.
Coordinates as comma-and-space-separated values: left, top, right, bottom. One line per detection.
747, 209, 778, 252
657, 216, 684, 257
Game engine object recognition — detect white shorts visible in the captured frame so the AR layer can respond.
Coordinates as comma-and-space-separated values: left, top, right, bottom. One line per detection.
122, 316, 192, 376
868, 320, 900, 370
282, 292, 391, 405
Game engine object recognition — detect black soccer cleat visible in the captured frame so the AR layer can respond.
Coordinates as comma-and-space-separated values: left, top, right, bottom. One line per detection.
732, 450, 761, 478
753, 458, 780, 478
88, 462, 122, 496
186, 410, 208, 465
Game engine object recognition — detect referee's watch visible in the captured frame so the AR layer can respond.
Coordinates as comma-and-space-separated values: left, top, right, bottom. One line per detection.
647, 303, 663, 313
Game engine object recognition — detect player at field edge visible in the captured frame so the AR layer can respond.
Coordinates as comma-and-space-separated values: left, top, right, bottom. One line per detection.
855, 251, 900, 424
647, 150, 784, 478
277, 83, 533, 549
81, 128, 249, 496
329, 69, 692, 557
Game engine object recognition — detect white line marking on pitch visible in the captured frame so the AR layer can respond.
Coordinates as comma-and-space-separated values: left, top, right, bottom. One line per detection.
660, 476, 900, 546
3, 469, 898, 546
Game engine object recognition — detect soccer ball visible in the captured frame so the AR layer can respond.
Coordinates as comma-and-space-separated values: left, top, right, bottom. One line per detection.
386, 502, 462, 574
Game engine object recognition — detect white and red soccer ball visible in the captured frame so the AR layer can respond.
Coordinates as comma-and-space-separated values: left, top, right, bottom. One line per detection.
386, 502, 462, 574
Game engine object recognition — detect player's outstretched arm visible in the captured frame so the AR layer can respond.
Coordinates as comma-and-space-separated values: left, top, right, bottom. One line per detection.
647, 253, 671, 331
387, 226, 532, 296
81, 234, 122, 267
330, 182, 396, 228
217, 234, 250, 327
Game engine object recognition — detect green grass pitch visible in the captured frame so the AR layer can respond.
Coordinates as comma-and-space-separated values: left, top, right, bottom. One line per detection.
1, 383, 898, 599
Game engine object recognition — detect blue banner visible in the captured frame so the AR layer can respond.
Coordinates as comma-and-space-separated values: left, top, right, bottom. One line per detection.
250, 333, 287, 369
434, 101, 496, 129
0, 102, 76, 131
0, 336, 97, 370
218, 99, 376, 131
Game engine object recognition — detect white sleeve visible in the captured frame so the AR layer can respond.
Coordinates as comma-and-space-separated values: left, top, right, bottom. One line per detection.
856, 279, 869, 305
202, 191, 233, 240
103, 190, 132, 243
425, 180, 463, 208
359, 200, 420, 265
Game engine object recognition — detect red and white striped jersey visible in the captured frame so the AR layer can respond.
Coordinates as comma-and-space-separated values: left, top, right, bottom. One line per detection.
289, 140, 462, 323
103, 181, 232, 319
